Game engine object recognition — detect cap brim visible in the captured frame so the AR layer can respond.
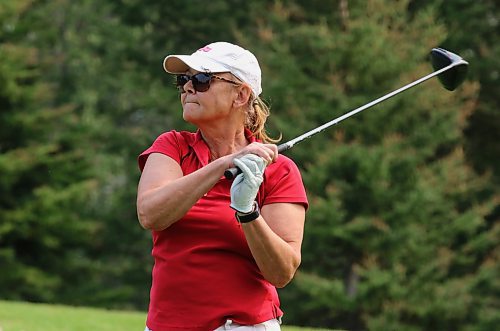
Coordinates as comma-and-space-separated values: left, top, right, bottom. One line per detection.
163, 54, 229, 74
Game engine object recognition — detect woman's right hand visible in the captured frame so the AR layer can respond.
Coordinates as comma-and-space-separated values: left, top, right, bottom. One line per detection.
226, 142, 278, 168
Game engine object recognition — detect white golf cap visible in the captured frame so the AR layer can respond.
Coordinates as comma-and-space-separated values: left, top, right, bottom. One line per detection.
163, 42, 262, 96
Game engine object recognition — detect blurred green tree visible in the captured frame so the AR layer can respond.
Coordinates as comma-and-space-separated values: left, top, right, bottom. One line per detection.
409, 0, 500, 184
0, 0, 103, 303
0, 1, 497, 330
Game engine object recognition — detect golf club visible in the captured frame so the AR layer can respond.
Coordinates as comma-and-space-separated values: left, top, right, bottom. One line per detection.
224, 47, 469, 180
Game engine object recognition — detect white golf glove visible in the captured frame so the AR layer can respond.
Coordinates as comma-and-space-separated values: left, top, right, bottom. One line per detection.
230, 154, 267, 213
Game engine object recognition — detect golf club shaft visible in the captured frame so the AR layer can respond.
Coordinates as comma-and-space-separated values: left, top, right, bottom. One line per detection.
224, 61, 461, 179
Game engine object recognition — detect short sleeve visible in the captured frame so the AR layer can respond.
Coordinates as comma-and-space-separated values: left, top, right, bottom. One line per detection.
138, 131, 187, 172
261, 156, 309, 210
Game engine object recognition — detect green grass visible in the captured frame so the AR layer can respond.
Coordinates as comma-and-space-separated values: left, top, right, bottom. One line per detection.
0, 300, 335, 331
0, 300, 145, 331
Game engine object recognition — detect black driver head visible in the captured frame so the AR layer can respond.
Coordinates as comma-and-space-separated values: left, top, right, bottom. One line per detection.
430, 48, 469, 91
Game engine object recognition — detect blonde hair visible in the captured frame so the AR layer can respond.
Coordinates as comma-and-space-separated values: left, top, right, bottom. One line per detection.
226, 72, 280, 143
245, 96, 281, 144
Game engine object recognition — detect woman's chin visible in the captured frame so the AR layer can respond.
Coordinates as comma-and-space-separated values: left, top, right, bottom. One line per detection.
183, 112, 201, 126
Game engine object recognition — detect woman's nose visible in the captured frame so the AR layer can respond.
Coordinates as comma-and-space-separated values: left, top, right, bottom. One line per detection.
184, 79, 195, 94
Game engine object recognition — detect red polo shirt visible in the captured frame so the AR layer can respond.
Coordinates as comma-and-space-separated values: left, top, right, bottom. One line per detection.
138, 129, 308, 331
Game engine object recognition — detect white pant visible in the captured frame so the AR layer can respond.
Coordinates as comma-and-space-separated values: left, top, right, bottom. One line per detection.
145, 318, 281, 331
214, 318, 281, 330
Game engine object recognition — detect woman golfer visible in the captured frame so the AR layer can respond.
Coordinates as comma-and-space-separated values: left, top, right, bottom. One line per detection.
137, 41, 308, 331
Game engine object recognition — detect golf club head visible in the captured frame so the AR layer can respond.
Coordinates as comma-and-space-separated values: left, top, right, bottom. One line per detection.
431, 48, 469, 91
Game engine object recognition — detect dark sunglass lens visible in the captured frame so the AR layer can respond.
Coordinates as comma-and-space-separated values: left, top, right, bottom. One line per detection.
176, 75, 189, 88
192, 73, 212, 92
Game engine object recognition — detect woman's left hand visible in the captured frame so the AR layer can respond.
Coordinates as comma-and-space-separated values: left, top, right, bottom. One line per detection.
230, 154, 267, 213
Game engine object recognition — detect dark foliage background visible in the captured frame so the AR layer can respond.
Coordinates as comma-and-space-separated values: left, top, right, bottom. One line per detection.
1, 0, 498, 330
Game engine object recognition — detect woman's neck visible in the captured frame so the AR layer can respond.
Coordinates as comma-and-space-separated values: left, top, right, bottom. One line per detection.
200, 126, 248, 160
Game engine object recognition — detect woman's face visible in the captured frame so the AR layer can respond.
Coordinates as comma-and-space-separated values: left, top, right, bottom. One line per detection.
179, 70, 239, 126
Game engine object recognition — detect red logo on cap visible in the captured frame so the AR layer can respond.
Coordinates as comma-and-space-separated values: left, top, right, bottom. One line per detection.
198, 46, 212, 52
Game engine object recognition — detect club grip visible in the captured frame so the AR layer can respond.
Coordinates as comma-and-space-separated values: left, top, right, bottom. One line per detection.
224, 167, 241, 180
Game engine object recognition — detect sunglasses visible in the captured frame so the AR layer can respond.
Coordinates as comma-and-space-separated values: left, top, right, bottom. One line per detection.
175, 72, 240, 93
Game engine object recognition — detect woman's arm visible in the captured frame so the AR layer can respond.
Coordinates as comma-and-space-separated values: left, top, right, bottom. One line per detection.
241, 202, 306, 288
136, 153, 229, 231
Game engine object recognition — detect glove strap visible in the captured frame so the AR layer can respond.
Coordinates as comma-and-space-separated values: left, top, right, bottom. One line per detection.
235, 202, 260, 223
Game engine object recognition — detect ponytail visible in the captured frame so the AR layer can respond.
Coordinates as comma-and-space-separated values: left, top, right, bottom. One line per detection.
245, 96, 281, 144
